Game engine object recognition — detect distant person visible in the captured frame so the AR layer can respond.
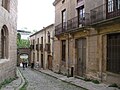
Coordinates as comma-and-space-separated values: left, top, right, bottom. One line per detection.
25, 60, 27, 68
22, 59, 25, 70
31, 61, 34, 69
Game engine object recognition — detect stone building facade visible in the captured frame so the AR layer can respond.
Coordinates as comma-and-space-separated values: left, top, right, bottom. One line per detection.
0, 0, 17, 83
53, 0, 120, 85
30, 24, 54, 70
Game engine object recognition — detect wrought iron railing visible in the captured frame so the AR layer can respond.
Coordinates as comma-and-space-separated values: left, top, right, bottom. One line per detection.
40, 44, 43, 52
91, 1, 120, 24
55, 22, 67, 36
30, 45, 34, 50
55, 13, 90, 36
67, 17, 78, 31
45, 43, 51, 53
36, 44, 39, 51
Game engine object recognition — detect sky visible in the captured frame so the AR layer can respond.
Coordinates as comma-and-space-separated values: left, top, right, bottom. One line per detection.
17, 0, 55, 32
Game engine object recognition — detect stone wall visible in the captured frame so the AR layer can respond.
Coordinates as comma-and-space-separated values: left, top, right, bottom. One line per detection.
0, 0, 17, 83
30, 24, 54, 70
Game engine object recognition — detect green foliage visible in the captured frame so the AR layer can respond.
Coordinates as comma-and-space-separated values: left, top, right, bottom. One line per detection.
109, 83, 120, 89
19, 81, 28, 90
91, 79, 100, 84
0, 78, 16, 89
17, 32, 30, 48
83, 78, 100, 84
19, 73, 28, 90
17, 39, 30, 48
84, 78, 91, 82
17, 33, 21, 41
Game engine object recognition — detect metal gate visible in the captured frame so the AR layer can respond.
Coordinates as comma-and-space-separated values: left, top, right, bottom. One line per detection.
76, 38, 86, 77
107, 34, 120, 74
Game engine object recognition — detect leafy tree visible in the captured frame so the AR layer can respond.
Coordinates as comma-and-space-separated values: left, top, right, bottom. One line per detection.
17, 33, 30, 48
17, 33, 21, 41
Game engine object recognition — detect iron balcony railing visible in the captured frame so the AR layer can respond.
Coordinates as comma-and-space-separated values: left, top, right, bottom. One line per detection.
55, 13, 90, 36
45, 43, 51, 53
30, 45, 34, 50
36, 44, 39, 51
40, 44, 43, 52
55, 22, 67, 36
91, 0, 120, 24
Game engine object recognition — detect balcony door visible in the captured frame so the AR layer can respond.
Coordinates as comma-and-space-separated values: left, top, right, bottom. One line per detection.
62, 9, 67, 32
107, 0, 120, 18
78, 5, 85, 27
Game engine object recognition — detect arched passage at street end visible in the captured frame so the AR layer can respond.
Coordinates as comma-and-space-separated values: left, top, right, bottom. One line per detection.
17, 48, 31, 66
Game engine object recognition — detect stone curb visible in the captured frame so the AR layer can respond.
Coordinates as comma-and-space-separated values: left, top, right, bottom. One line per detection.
37, 70, 119, 90
37, 70, 87, 90
16, 68, 25, 90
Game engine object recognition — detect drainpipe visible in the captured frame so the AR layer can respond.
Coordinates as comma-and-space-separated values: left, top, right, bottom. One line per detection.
52, 31, 54, 70
44, 29, 46, 69
67, 34, 70, 77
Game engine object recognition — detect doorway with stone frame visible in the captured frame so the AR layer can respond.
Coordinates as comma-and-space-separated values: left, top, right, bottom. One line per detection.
76, 38, 86, 77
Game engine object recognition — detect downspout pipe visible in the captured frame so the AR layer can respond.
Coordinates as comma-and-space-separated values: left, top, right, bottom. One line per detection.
67, 34, 70, 77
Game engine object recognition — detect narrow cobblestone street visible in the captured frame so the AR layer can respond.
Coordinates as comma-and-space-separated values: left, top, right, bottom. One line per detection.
19, 68, 84, 90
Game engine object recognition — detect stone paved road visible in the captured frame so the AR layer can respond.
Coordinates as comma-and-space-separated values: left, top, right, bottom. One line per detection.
19, 68, 84, 90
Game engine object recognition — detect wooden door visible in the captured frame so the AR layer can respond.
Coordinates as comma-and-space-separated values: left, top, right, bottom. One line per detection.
48, 55, 52, 70
76, 38, 86, 77
41, 54, 43, 68
107, 34, 120, 74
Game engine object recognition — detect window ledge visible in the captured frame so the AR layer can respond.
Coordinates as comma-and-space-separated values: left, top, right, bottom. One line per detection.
76, 0, 84, 9
0, 59, 9, 64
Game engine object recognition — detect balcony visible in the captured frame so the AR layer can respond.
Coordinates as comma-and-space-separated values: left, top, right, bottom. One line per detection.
55, 22, 67, 36
36, 44, 39, 51
91, 1, 120, 25
55, 13, 90, 36
30, 45, 34, 50
40, 44, 43, 52
45, 43, 51, 53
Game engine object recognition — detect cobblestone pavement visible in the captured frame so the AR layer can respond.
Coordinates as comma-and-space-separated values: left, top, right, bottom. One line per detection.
19, 68, 84, 90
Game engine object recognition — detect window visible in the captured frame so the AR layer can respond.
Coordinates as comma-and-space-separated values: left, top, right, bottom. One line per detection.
41, 37, 43, 44
117, 0, 120, 9
37, 52, 39, 61
62, 40, 66, 61
62, 9, 66, 31
78, 5, 85, 26
77, 0, 83, 3
37, 38, 39, 44
107, 0, 120, 12
1, 25, 9, 59
62, 0, 65, 4
33, 39, 35, 50
2, 0, 10, 11
47, 32, 50, 43
108, 0, 114, 12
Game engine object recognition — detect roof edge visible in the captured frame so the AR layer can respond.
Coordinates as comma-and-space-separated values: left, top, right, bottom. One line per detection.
30, 24, 54, 37
53, 0, 61, 6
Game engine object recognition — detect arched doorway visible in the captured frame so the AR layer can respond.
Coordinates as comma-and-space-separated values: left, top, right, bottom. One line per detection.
17, 48, 31, 66
1, 25, 9, 59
